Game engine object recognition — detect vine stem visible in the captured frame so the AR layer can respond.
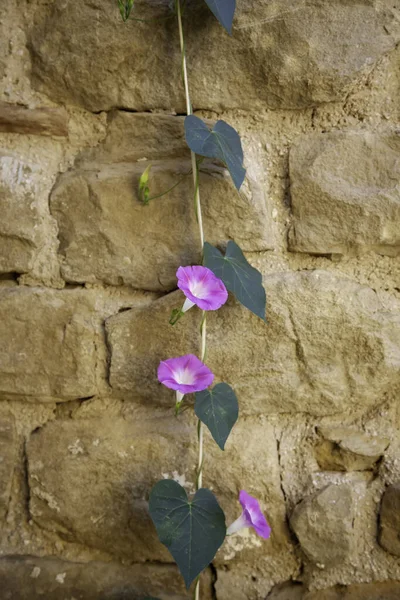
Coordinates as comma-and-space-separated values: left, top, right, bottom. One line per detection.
176, 1, 206, 598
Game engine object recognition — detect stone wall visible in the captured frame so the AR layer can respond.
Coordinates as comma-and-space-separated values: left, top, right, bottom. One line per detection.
0, 0, 399, 598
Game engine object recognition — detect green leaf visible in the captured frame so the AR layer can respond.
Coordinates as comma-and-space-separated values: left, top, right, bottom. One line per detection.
149, 480, 226, 588
184, 115, 246, 190
195, 383, 238, 450
204, 241, 266, 320
118, 0, 135, 21
203, 0, 236, 33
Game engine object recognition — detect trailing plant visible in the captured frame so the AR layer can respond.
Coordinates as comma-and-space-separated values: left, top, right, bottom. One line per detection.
118, 0, 270, 596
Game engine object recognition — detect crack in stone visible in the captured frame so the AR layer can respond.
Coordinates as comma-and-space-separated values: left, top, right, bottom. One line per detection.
209, 563, 218, 600
287, 307, 314, 391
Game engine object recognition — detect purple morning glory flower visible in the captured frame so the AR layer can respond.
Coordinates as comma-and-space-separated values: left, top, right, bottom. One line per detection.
226, 490, 271, 539
177, 266, 228, 312
158, 354, 214, 406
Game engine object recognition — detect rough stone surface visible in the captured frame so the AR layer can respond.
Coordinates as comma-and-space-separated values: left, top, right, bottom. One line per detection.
304, 581, 400, 599
268, 582, 306, 599
0, 150, 60, 280
107, 270, 400, 416
28, 0, 400, 111
0, 555, 213, 599
79, 112, 190, 165
0, 288, 99, 400
379, 483, 400, 557
27, 410, 292, 566
265, 581, 400, 599
0, 415, 18, 524
1, 0, 400, 595
290, 483, 357, 566
315, 427, 390, 472
0, 103, 68, 137
289, 132, 400, 256
50, 113, 271, 291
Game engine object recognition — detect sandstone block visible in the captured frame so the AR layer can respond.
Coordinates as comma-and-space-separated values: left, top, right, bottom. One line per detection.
0, 103, 68, 137
315, 427, 390, 472
236, 581, 400, 600
28, 0, 400, 111
290, 483, 356, 566
0, 416, 17, 524
0, 150, 60, 278
304, 581, 400, 599
79, 112, 189, 165
0, 288, 98, 400
0, 555, 213, 599
51, 156, 270, 291
289, 133, 400, 256
379, 483, 400, 556
106, 270, 400, 416
27, 412, 288, 563
267, 582, 306, 599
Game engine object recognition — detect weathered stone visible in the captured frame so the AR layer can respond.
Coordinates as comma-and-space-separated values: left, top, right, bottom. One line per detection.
290, 483, 356, 566
0, 416, 18, 524
50, 155, 270, 291
0, 287, 99, 400
268, 582, 306, 599
0, 150, 60, 279
379, 483, 400, 556
315, 427, 390, 472
0, 103, 68, 136
0, 555, 213, 599
27, 411, 289, 563
106, 270, 400, 416
220, 580, 400, 600
28, 0, 400, 111
289, 132, 400, 256
79, 112, 189, 165
304, 581, 400, 599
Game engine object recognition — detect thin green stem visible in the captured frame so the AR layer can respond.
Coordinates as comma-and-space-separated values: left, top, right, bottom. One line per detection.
145, 157, 205, 203
176, 2, 206, 598
176, 0, 204, 247
146, 172, 188, 202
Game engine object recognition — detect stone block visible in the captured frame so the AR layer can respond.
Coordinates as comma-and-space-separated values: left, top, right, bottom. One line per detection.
0, 150, 60, 279
290, 483, 356, 566
0, 288, 99, 400
0, 103, 68, 137
0, 555, 213, 599
106, 270, 400, 416
379, 483, 400, 556
315, 427, 390, 471
304, 581, 400, 599
28, 0, 400, 111
289, 133, 400, 256
27, 411, 288, 563
51, 156, 270, 291
0, 415, 18, 525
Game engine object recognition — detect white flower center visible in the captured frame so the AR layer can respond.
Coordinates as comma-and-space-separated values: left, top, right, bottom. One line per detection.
189, 280, 208, 299
175, 368, 195, 385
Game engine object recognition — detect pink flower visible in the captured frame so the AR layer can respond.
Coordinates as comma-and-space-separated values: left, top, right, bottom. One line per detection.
226, 490, 271, 539
177, 266, 228, 312
158, 354, 214, 406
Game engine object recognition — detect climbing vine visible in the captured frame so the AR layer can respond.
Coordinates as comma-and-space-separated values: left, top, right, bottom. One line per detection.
118, 0, 270, 596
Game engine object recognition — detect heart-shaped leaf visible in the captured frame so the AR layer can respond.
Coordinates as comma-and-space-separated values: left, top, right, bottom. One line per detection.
149, 480, 226, 588
195, 383, 238, 450
203, 0, 236, 34
184, 115, 246, 190
204, 241, 266, 320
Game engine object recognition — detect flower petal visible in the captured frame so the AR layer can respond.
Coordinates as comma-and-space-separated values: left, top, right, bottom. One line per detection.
177, 265, 228, 311
239, 490, 271, 539
157, 354, 214, 394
